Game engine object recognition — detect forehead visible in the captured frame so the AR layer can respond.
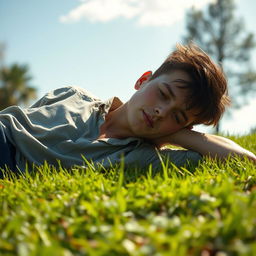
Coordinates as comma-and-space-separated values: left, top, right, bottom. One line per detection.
154, 71, 199, 124
154, 70, 192, 101
156, 70, 192, 84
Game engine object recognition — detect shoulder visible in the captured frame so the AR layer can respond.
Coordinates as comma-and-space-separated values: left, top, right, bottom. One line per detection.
30, 86, 101, 108
48, 86, 102, 104
69, 86, 100, 101
53, 86, 101, 101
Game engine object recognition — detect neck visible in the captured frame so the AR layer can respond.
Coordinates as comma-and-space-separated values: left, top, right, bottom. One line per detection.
99, 102, 132, 139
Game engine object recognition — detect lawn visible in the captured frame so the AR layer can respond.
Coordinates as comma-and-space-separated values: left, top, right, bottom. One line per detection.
0, 134, 256, 256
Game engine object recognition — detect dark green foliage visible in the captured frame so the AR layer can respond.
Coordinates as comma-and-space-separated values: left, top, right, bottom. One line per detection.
1, 134, 256, 256
0, 62, 37, 110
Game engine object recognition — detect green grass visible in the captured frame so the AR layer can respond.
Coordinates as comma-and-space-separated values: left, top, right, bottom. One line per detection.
1, 134, 256, 256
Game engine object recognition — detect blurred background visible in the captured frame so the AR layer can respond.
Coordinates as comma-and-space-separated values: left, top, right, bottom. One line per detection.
1, 0, 255, 135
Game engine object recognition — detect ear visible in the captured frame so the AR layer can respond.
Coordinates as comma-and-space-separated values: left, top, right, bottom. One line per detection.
134, 71, 152, 90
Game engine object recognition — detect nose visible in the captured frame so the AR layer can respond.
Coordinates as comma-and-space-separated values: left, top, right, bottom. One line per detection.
154, 105, 169, 117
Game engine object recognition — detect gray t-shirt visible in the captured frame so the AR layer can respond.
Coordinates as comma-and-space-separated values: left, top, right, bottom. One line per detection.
0, 86, 201, 171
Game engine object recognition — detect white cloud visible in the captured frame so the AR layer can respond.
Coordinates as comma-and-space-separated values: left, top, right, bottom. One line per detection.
60, 0, 216, 27
60, 0, 140, 23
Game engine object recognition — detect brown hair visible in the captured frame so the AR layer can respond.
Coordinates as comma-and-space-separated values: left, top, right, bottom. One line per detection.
151, 43, 230, 126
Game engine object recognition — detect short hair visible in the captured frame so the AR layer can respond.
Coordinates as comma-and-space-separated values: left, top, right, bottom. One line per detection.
150, 43, 230, 126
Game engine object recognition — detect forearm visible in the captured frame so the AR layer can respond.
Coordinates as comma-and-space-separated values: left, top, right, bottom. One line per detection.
156, 129, 256, 162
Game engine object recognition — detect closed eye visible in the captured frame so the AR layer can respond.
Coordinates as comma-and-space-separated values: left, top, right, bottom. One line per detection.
174, 114, 180, 124
173, 111, 187, 125
176, 111, 188, 125
159, 88, 168, 99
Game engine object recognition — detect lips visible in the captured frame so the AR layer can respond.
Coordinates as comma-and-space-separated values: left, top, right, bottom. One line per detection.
142, 110, 154, 128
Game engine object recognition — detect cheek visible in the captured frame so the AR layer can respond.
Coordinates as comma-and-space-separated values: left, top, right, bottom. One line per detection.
131, 88, 153, 103
161, 121, 183, 134
138, 87, 157, 105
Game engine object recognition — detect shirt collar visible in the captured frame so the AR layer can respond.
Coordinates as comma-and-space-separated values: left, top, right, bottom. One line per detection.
99, 96, 123, 117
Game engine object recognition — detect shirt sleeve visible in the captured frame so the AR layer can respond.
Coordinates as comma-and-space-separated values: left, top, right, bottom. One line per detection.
124, 143, 202, 170
156, 148, 202, 167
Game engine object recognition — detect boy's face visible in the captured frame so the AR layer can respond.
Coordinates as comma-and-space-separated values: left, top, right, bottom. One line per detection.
126, 70, 198, 139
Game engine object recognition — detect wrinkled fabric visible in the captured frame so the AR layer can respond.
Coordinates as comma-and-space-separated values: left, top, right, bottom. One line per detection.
0, 86, 202, 172
0, 123, 17, 175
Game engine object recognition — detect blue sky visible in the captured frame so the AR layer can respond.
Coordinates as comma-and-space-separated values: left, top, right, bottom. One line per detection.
1, 0, 256, 134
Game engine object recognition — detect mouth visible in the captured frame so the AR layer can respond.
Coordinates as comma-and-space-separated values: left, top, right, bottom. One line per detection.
142, 110, 154, 128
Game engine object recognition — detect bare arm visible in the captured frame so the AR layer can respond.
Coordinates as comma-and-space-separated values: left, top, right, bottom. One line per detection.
153, 129, 256, 162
